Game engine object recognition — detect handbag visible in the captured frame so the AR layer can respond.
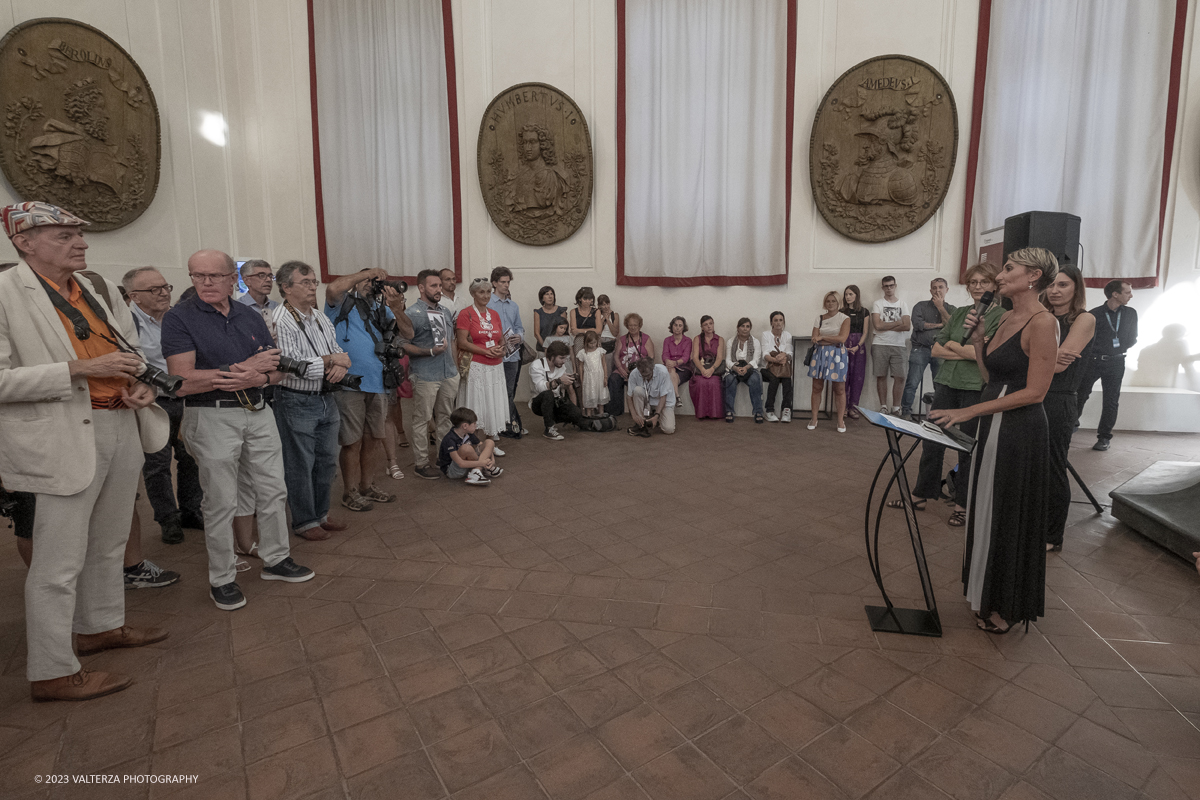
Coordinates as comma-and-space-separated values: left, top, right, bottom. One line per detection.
768, 336, 793, 378
519, 341, 537, 366
802, 344, 816, 368
457, 350, 472, 379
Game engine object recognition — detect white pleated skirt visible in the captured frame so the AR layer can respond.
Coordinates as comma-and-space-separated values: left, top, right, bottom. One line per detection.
462, 361, 508, 437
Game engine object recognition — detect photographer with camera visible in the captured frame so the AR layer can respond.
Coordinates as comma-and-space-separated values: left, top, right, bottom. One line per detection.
124, 267, 205, 545
403, 270, 460, 480
271, 260, 353, 539
0, 202, 171, 701
163, 249, 315, 612
324, 268, 414, 511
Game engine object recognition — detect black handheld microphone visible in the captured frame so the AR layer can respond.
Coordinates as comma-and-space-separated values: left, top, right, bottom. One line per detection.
959, 291, 995, 345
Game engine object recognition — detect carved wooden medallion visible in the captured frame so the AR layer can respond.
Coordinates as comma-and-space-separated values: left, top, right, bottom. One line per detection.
0, 18, 160, 231
478, 82, 592, 246
810, 55, 957, 243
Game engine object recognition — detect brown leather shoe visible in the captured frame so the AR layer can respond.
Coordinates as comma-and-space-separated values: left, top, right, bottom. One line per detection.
296, 527, 332, 541
319, 519, 349, 532
31, 669, 132, 702
75, 625, 169, 656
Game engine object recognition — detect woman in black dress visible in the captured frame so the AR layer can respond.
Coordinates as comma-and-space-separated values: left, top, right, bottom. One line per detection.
928, 247, 1059, 634
1041, 265, 1095, 552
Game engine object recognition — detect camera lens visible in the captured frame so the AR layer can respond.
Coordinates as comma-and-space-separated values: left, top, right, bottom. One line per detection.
277, 355, 309, 378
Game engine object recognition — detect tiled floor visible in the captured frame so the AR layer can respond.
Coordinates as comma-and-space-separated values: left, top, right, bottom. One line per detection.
1, 417, 1199, 800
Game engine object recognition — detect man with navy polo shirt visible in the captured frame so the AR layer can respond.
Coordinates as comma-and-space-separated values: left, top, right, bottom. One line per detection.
163, 249, 313, 611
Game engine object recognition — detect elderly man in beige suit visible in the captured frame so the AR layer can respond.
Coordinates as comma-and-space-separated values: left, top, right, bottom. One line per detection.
0, 202, 170, 702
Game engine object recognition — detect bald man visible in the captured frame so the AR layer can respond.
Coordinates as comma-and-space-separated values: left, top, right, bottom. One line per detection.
163, 250, 314, 612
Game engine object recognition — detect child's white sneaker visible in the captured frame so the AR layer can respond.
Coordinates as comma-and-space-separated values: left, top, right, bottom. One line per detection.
766, 411, 779, 423
781, 408, 792, 423
465, 468, 491, 486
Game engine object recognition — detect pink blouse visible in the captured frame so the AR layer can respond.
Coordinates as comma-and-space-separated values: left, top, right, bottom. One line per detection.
661, 335, 692, 366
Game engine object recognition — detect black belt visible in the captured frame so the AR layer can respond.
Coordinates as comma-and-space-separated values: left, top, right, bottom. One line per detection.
1095, 354, 1125, 362
278, 385, 331, 397
185, 392, 264, 410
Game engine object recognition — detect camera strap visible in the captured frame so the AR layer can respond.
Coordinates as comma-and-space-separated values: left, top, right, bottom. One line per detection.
35, 272, 139, 355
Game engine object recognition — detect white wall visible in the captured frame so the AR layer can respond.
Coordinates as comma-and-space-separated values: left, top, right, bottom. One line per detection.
0, 0, 318, 294
3, 0, 1198, 396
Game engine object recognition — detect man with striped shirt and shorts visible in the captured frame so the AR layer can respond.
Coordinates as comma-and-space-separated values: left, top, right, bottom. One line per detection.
271, 261, 352, 540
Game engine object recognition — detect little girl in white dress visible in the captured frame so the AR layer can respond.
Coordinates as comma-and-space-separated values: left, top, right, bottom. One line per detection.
578, 331, 609, 417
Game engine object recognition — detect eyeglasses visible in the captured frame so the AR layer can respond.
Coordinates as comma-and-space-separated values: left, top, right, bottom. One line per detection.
967, 280, 993, 288
245, 272, 275, 282
129, 285, 173, 296
189, 272, 235, 284
293, 279, 320, 288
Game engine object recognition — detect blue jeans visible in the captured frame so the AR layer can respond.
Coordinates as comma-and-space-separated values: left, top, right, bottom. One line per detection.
273, 389, 340, 533
722, 369, 763, 415
901, 347, 940, 414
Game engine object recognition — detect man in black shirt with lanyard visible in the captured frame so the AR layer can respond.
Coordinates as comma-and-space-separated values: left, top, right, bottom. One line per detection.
1077, 280, 1137, 451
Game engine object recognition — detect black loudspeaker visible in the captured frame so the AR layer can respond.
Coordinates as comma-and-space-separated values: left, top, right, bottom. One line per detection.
1003, 211, 1081, 270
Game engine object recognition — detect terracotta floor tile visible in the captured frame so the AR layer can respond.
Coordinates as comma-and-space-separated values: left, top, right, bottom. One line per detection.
58, 715, 153, 773
885, 676, 974, 733
921, 657, 1007, 705
407, 685, 493, 744
454, 764, 549, 800
948, 708, 1048, 774
844, 698, 939, 763
475, 664, 554, 716
582, 628, 656, 669
345, 750, 444, 800
454, 635, 526, 681
361, 607, 430, 644
695, 714, 789, 785
863, 768, 954, 800
1055, 717, 1155, 789
152, 687, 238, 751
746, 755, 850, 800
794, 666, 877, 720
616, 652, 694, 700
310, 646, 386, 694
392, 654, 469, 705
501, 695, 587, 758
800, 724, 901, 799
528, 734, 626, 800
242, 698, 328, 764
321, 674, 403, 731
596, 704, 685, 770
632, 744, 736, 800
583, 775, 653, 800
151, 726, 243, 782
1110, 707, 1200, 758
651, 680, 737, 739
908, 736, 1013, 800
1023, 747, 1139, 800
436, 613, 505, 652
700, 659, 779, 710
238, 667, 317, 722
660, 635, 737, 676
982, 684, 1079, 742
427, 719, 519, 793
743, 641, 824, 685
509, 619, 579, 660
831, 649, 912, 696
561, 672, 645, 728
233, 638, 306, 685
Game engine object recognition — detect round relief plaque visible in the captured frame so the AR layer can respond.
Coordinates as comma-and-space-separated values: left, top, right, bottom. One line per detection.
809, 55, 957, 243
0, 18, 161, 231
477, 82, 593, 246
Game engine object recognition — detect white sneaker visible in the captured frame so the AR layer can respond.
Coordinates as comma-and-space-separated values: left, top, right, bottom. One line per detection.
493, 446, 506, 457
485, 465, 504, 479
520, 428, 529, 436
465, 468, 491, 486
781, 408, 791, 423
544, 426, 564, 441
766, 411, 779, 423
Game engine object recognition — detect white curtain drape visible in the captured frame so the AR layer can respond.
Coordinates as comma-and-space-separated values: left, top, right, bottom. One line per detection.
622, 0, 788, 284
972, 0, 1175, 283
312, 0, 454, 276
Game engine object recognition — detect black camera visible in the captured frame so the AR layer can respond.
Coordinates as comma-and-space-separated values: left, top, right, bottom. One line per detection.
367, 276, 408, 296
373, 340, 404, 361
136, 364, 184, 397
277, 355, 310, 379
0, 485, 16, 520
322, 372, 363, 393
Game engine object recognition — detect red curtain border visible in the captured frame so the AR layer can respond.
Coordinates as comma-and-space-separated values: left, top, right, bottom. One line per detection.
959, 0, 1187, 291
307, 0, 464, 283
615, 0, 797, 288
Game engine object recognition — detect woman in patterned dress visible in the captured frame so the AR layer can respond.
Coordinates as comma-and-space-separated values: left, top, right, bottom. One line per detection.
808, 291, 850, 432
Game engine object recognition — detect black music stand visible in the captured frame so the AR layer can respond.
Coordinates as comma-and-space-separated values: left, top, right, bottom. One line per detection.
859, 407, 976, 637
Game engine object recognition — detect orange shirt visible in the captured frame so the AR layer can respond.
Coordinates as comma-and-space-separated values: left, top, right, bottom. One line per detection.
43, 275, 128, 404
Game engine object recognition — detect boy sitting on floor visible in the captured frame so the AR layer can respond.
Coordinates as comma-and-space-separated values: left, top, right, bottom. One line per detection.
437, 408, 503, 486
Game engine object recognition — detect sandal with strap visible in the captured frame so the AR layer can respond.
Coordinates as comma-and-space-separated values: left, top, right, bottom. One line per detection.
948, 509, 967, 527
886, 498, 926, 511
360, 484, 396, 504
977, 614, 1016, 635
725, 412, 735, 423
386, 462, 404, 480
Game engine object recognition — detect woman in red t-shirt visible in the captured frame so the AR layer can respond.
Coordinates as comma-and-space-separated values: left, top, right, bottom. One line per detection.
455, 278, 509, 450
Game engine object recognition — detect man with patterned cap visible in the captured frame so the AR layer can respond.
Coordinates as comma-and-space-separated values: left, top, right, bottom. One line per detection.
0, 201, 171, 701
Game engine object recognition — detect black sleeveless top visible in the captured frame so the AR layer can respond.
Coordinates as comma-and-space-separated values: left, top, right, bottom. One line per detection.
984, 313, 1045, 393
1049, 313, 1093, 394
573, 308, 597, 330
841, 307, 868, 335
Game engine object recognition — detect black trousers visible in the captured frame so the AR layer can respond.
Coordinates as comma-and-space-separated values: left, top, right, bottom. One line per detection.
141, 396, 203, 525
761, 368, 793, 412
503, 360, 523, 430
1077, 356, 1124, 440
606, 372, 627, 417
1043, 391, 1077, 547
913, 383, 981, 507
530, 390, 586, 431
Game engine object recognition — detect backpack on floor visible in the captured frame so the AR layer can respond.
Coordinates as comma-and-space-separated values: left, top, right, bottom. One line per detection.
578, 414, 619, 433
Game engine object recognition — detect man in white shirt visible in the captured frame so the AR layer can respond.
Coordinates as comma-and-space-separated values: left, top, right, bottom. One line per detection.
529, 341, 585, 440
438, 268, 461, 317
124, 267, 204, 544
627, 357, 676, 436
237, 259, 280, 340
871, 275, 910, 414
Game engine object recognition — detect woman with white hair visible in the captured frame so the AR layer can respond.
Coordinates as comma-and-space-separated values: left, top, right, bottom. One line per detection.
454, 278, 509, 455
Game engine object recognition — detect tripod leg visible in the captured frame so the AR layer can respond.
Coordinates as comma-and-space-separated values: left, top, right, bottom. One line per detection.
1066, 458, 1104, 513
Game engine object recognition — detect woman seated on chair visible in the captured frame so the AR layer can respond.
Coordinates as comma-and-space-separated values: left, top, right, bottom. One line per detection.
722, 317, 764, 423
760, 311, 793, 423
689, 315, 725, 419
661, 316, 692, 408
807, 292, 849, 432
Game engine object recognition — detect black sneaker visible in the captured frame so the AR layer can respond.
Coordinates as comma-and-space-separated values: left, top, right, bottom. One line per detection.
179, 513, 205, 531
161, 519, 184, 545
261, 557, 315, 583
414, 465, 443, 480
124, 560, 181, 589
499, 429, 521, 440
1093, 439, 1111, 451
211, 582, 246, 611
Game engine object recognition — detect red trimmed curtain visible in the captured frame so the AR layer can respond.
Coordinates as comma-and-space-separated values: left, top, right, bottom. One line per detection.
309, 0, 461, 281
618, 0, 795, 286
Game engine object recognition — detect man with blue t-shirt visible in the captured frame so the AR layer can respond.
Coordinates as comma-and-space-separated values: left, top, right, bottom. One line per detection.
325, 268, 413, 511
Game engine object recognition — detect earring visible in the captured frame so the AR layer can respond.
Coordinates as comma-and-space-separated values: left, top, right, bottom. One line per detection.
1028, 283, 1033, 290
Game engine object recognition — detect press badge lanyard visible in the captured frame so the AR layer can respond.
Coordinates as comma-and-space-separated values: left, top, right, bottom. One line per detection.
1106, 308, 1122, 351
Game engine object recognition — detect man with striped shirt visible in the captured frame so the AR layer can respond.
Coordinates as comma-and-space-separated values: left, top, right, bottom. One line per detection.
271, 260, 352, 540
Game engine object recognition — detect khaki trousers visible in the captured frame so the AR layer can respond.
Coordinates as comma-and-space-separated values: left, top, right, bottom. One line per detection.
26, 410, 143, 681
406, 375, 460, 467
183, 407, 291, 587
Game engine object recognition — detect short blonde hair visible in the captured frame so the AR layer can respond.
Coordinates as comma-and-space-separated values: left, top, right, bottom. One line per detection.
1006, 247, 1059, 291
